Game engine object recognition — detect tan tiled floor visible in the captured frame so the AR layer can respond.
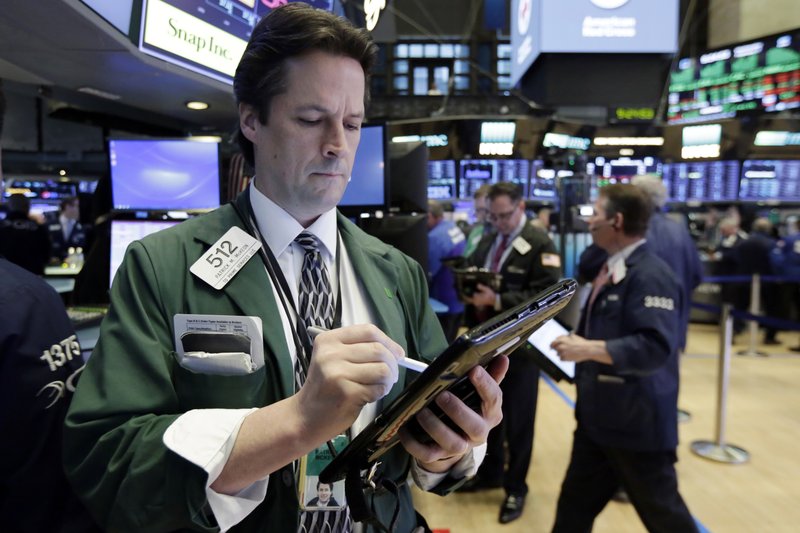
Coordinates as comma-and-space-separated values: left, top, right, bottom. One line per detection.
412, 323, 800, 532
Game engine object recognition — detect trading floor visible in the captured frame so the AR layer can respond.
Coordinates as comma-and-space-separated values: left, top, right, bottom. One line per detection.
413, 323, 800, 532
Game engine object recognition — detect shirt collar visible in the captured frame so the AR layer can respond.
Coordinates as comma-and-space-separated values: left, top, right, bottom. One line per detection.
248, 180, 338, 259
606, 238, 646, 270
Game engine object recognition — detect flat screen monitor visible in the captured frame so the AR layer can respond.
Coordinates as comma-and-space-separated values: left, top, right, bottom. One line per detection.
459, 160, 497, 198
109, 139, 221, 211
496, 160, 531, 197
661, 161, 740, 202
138, 0, 336, 84
4, 178, 77, 201
359, 214, 428, 273
529, 162, 559, 201
667, 29, 800, 124
739, 160, 800, 201
29, 202, 60, 216
389, 142, 428, 213
588, 156, 661, 185
109, 219, 180, 287
339, 124, 387, 211
427, 160, 457, 200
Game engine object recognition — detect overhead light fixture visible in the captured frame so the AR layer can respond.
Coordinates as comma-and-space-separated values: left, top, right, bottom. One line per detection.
185, 101, 209, 110
59, 169, 67, 176
619, 148, 635, 156
78, 86, 121, 100
593, 136, 664, 146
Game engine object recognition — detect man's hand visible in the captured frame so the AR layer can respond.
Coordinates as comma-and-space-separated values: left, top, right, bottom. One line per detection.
550, 334, 613, 365
398, 355, 509, 473
463, 283, 496, 308
297, 324, 405, 442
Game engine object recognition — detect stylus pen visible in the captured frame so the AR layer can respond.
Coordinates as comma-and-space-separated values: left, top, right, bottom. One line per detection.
307, 325, 429, 373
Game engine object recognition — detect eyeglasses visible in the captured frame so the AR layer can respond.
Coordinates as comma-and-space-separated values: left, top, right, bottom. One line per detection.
487, 208, 517, 223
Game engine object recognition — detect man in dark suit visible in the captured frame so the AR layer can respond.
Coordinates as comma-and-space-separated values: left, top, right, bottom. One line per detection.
0, 194, 51, 275
461, 181, 562, 524
550, 184, 697, 532
46, 196, 88, 262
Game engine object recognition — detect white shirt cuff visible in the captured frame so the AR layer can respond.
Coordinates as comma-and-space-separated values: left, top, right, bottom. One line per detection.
410, 443, 487, 490
163, 408, 267, 532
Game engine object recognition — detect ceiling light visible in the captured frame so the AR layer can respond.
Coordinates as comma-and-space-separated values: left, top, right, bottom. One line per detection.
59, 169, 67, 176
185, 101, 209, 110
619, 148, 635, 156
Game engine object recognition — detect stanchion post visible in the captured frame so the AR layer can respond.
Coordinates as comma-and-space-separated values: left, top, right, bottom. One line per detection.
737, 273, 766, 357
691, 303, 750, 464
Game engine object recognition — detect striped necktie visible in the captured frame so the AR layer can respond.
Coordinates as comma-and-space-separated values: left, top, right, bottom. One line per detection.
294, 232, 335, 390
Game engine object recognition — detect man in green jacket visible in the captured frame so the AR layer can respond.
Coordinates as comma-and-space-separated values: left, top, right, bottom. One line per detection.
64, 4, 506, 533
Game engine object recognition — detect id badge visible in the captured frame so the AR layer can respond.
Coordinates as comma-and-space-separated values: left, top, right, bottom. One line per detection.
298, 434, 351, 533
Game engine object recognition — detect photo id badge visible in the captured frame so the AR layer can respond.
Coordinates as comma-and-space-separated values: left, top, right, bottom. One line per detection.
298, 434, 351, 533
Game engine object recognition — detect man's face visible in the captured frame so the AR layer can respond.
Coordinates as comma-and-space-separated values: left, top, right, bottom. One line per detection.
588, 197, 617, 251
64, 201, 79, 220
240, 50, 365, 226
487, 194, 523, 236
317, 483, 332, 504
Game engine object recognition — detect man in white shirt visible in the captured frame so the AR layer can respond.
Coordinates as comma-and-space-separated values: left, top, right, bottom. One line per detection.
64, 5, 505, 533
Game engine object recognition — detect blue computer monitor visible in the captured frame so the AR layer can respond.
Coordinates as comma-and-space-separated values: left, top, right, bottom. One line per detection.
109, 139, 221, 211
339, 124, 387, 211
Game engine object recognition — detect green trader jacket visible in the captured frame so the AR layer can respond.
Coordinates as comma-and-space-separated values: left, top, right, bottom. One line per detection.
64, 192, 447, 532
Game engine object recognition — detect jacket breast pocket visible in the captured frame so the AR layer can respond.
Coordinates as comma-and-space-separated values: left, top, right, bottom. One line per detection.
171, 354, 268, 411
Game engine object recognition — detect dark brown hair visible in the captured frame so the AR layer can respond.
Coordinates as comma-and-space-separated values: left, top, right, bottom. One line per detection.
233, 3, 378, 167
598, 184, 652, 237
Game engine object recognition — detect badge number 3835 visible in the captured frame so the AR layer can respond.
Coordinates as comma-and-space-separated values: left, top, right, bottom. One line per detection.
190, 226, 262, 290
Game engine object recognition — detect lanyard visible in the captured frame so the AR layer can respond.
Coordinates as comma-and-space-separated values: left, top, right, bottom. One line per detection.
230, 188, 342, 380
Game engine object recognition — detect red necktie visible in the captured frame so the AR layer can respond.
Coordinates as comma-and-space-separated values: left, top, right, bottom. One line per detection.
490, 235, 510, 272
585, 263, 610, 335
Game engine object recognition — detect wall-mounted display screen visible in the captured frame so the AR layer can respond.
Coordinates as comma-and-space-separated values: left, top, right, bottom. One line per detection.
339, 124, 386, 209
459, 160, 497, 198
427, 160, 457, 200
139, 0, 334, 83
529, 160, 558, 201
110, 139, 221, 211
667, 29, 800, 124
739, 160, 800, 201
109, 219, 180, 287
587, 156, 661, 186
496, 160, 531, 197
661, 161, 740, 202
4, 179, 77, 201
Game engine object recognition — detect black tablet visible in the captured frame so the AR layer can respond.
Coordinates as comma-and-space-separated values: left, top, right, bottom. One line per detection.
320, 279, 577, 483
527, 318, 575, 383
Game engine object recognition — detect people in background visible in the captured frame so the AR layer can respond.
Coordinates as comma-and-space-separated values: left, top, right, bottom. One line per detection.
64, 5, 506, 532
463, 183, 491, 257
632, 175, 703, 352
715, 216, 749, 334
737, 217, 781, 345
0, 193, 50, 275
460, 181, 562, 524
0, 258, 100, 532
550, 184, 697, 533
47, 196, 88, 262
772, 216, 800, 352
427, 199, 466, 342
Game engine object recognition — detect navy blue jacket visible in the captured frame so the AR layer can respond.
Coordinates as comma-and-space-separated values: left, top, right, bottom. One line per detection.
0, 259, 100, 532
576, 244, 682, 451
645, 212, 703, 349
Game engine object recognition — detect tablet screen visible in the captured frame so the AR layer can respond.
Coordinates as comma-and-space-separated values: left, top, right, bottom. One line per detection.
528, 319, 575, 380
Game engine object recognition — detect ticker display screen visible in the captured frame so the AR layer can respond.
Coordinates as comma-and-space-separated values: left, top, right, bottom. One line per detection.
667, 30, 800, 124
427, 160, 457, 200
661, 161, 740, 202
739, 160, 800, 201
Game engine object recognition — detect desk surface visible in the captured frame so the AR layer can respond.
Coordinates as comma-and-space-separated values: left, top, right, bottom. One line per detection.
45, 265, 82, 276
